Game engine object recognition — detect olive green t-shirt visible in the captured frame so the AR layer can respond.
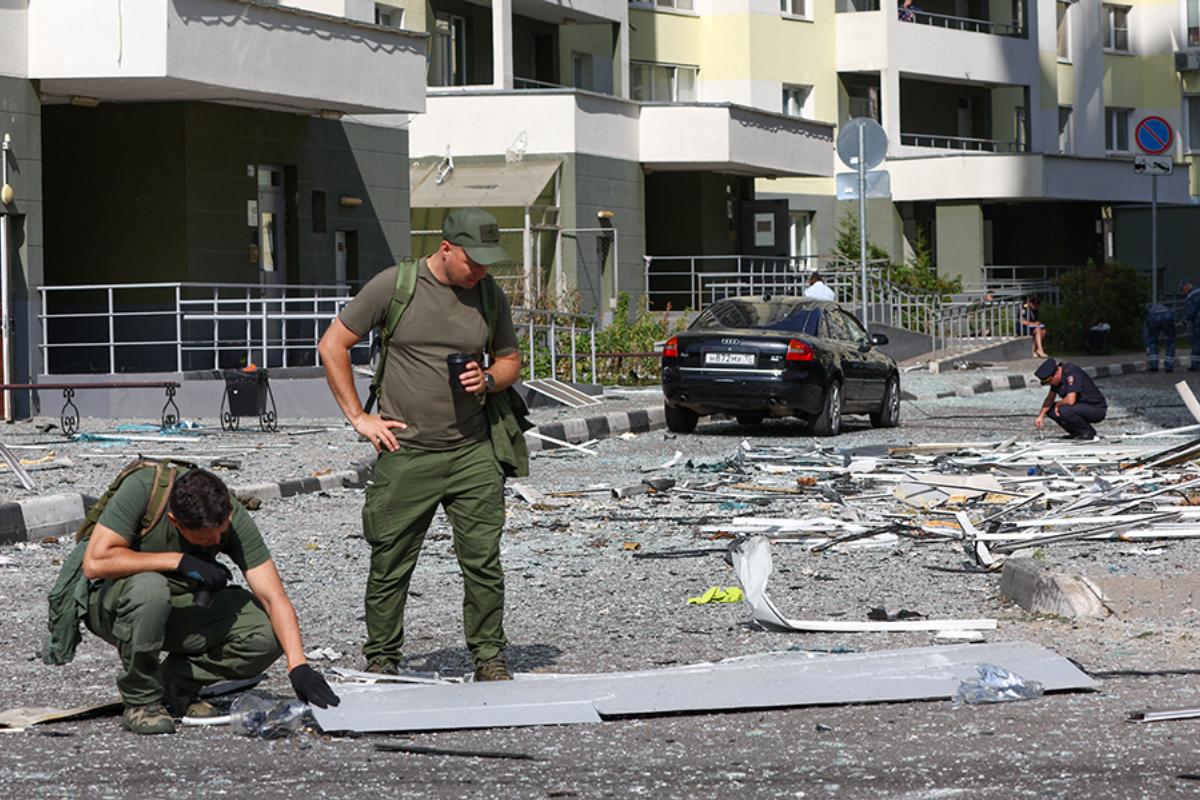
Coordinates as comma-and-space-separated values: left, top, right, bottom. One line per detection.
97, 468, 270, 573
338, 260, 518, 451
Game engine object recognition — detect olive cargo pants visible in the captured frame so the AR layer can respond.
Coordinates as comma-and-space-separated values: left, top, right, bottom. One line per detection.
362, 439, 507, 664
86, 573, 282, 707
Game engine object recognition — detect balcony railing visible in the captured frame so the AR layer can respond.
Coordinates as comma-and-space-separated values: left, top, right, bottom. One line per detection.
837, 1, 1024, 37
900, 133, 1028, 153
905, 10, 1024, 37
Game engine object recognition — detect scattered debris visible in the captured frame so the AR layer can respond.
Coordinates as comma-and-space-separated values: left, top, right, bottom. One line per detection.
374, 742, 538, 760
210, 457, 242, 471
687, 586, 744, 605
522, 379, 602, 408
304, 646, 343, 661
953, 663, 1044, 705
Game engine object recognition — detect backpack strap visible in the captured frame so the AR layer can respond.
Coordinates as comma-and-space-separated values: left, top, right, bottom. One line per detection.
139, 463, 181, 537
365, 259, 419, 414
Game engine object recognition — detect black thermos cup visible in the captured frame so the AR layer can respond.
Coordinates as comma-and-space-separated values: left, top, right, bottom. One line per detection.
446, 352, 475, 394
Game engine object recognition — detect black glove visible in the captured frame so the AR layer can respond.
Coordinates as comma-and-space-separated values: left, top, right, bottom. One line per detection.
289, 663, 340, 709
176, 554, 231, 592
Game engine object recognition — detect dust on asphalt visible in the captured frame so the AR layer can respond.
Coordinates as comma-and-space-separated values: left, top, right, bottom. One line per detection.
2, 370, 1200, 799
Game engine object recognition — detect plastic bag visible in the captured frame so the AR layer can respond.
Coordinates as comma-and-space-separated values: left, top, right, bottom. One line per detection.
229, 693, 310, 739
953, 663, 1044, 706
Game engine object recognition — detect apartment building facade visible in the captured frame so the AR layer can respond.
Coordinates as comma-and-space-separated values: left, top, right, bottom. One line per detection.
0, 0, 426, 402
391, 0, 1200, 311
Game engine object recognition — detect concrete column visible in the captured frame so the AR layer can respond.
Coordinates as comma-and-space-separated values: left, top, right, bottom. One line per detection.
492, 0, 513, 90
935, 202, 985, 286
881, 68, 901, 146
616, 21, 630, 99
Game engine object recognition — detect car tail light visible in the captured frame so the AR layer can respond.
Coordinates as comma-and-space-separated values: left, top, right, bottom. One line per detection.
663, 336, 679, 358
786, 339, 814, 362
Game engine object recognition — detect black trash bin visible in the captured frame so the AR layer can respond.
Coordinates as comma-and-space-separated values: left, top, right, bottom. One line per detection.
1086, 324, 1111, 355
221, 369, 277, 431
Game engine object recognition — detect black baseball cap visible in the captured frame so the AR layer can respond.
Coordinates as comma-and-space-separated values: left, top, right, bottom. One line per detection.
1034, 358, 1058, 384
442, 208, 513, 266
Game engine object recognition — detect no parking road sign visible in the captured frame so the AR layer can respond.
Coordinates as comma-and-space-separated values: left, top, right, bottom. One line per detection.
1135, 116, 1173, 155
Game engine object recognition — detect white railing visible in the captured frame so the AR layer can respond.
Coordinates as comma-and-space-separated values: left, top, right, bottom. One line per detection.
37, 281, 597, 381
907, 10, 1024, 37
643, 254, 1025, 355
38, 281, 360, 375
900, 132, 1027, 153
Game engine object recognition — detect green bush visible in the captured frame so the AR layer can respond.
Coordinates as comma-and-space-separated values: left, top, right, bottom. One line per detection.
834, 213, 961, 295
1040, 261, 1148, 353
521, 293, 686, 386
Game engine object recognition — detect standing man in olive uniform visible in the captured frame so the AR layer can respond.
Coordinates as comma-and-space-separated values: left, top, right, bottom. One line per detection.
82, 468, 339, 734
318, 208, 522, 681
1032, 358, 1107, 441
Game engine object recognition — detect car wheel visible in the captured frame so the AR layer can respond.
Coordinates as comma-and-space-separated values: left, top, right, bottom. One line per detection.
736, 413, 766, 426
870, 375, 901, 428
811, 380, 842, 437
664, 402, 699, 434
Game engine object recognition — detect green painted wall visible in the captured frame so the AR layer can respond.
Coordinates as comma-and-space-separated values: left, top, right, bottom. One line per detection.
42, 102, 407, 290
935, 202, 985, 286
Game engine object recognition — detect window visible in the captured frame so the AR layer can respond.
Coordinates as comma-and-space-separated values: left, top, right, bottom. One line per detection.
630, 61, 698, 102
781, 0, 809, 17
429, 13, 467, 87
1187, 96, 1200, 153
782, 85, 812, 118
1105, 107, 1130, 152
374, 3, 403, 28
1058, 106, 1072, 154
789, 211, 812, 259
1056, 2, 1070, 61
1102, 4, 1129, 52
654, 0, 694, 10
1190, 0, 1200, 47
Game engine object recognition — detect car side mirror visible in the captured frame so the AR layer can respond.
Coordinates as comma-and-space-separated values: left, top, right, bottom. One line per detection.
870, 333, 889, 346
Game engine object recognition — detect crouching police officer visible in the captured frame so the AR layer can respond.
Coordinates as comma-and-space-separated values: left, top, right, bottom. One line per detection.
80, 467, 339, 734
1033, 358, 1107, 441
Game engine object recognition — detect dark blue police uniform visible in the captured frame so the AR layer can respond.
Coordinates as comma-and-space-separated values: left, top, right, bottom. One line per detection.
1048, 363, 1107, 440
1143, 302, 1176, 372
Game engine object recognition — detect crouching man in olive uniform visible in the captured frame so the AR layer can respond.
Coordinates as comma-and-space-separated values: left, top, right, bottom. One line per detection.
82, 468, 338, 734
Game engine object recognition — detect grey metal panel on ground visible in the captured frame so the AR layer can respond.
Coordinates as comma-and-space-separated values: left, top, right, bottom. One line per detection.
311, 642, 1096, 733
523, 379, 603, 408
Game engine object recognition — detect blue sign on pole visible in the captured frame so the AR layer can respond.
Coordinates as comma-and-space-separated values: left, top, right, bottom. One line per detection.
1135, 116, 1173, 155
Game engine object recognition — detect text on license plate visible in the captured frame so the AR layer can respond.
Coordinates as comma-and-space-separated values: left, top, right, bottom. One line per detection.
705, 352, 755, 366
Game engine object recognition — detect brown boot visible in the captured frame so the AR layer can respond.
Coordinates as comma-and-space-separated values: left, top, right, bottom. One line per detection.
473, 654, 513, 682
121, 703, 176, 735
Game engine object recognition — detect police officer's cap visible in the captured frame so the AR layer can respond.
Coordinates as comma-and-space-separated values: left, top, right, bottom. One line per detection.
1033, 358, 1058, 384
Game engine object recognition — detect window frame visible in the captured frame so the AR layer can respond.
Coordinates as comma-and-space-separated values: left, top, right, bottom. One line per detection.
780, 0, 811, 20
781, 84, 813, 118
374, 3, 404, 28
1102, 4, 1130, 53
1055, 1, 1071, 63
628, 0, 696, 12
1186, 95, 1200, 154
1104, 107, 1132, 153
630, 60, 700, 103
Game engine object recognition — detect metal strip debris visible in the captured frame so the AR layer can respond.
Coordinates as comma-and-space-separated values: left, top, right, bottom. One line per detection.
731, 536, 998, 633
311, 642, 1095, 734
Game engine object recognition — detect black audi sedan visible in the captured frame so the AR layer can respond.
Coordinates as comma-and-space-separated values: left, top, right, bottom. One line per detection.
660, 295, 900, 436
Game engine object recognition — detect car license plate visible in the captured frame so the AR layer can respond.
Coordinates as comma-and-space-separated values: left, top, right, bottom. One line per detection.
705, 352, 755, 366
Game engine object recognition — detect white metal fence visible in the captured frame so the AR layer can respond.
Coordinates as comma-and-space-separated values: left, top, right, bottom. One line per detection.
643, 255, 1025, 354
37, 281, 596, 381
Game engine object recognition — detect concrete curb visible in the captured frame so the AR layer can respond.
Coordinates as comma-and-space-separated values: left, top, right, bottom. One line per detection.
999, 558, 1109, 619
0, 402, 678, 544
922, 361, 1146, 401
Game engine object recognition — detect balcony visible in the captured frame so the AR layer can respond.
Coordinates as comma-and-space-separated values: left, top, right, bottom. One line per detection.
639, 104, 834, 177
836, 2, 1034, 86
885, 153, 1192, 204
28, 0, 427, 115
409, 91, 836, 178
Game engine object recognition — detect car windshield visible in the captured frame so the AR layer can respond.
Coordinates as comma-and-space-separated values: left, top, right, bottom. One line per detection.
691, 300, 820, 335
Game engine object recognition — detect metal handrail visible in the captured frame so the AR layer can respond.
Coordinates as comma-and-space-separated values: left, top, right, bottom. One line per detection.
907, 10, 1024, 37
900, 132, 1027, 153
38, 280, 599, 379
